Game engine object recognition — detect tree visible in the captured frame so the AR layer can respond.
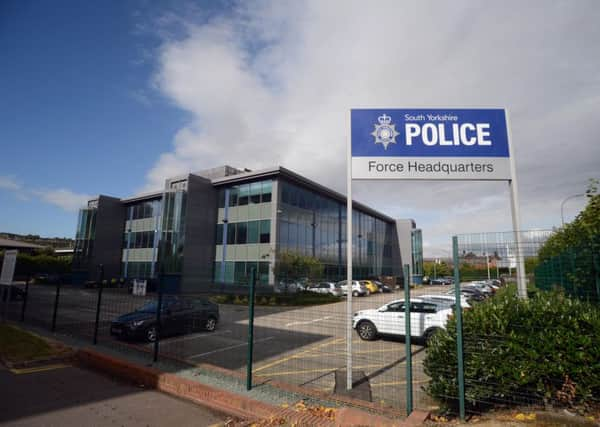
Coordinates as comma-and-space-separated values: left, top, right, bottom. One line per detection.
539, 181, 600, 261
273, 252, 323, 283
423, 260, 452, 278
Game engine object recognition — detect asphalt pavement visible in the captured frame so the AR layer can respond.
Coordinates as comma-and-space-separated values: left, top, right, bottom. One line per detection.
4, 283, 451, 412
0, 364, 232, 427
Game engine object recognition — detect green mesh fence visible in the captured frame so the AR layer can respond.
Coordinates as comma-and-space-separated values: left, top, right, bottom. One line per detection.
535, 245, 600, 302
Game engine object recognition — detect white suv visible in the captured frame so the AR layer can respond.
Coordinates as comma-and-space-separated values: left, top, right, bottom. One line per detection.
352, 298, 452, 344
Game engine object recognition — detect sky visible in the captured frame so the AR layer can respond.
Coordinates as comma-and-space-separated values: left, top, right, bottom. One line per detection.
1, 0, 599, 256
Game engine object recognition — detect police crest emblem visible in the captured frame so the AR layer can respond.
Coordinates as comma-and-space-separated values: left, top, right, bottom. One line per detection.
371, 114, 399, 150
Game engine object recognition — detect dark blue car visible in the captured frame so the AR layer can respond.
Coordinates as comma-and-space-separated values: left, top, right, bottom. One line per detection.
110, 296, 219, 342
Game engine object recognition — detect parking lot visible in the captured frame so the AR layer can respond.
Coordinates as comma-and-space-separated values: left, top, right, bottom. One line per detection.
6, 283, 451, 410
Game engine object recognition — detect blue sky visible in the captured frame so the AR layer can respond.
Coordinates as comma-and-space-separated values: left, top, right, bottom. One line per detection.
0, 1, 188, 236
1, 1, 598, 256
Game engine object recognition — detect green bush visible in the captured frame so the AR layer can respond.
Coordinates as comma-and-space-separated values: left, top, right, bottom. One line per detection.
0, 252, 72, 278
423, 286, 600, 411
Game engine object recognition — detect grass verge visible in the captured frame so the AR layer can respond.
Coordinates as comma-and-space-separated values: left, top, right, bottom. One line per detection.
0, 323, 58, 364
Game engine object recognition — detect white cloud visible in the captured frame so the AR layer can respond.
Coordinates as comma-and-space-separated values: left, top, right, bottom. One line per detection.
0, 176, 21, 191
0, 175, 91, 213
143, 0, 600, 255
32, 189, 93, 213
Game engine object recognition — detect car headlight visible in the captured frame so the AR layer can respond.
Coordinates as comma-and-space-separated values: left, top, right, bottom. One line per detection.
131, 320, 145, 328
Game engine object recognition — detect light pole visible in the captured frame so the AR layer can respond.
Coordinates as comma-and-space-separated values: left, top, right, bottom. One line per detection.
561, 194, 585, 226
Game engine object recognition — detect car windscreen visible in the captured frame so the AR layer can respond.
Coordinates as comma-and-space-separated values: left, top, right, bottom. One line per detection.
136, 301, 158, 313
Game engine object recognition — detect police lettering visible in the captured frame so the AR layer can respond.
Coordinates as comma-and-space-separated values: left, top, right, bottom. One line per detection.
405, 123, 491, 146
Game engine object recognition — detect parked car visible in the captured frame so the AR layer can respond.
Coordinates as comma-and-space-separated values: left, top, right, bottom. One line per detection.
465, 281, 494, 295
373, 280, 392, 293
446, 287, 486, 302
337, 280, 368, 297
353, 298, 453, 344
110, 296, 219, 342
419, 294, 471, 309
430, 278, 451, 286
275, 281, 306, 294
360, 280, 379, 295
306, 282, 343, 297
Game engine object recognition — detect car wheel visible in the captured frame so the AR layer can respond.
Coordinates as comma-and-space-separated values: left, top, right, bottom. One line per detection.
423, 328, 441, 346
145, 325, 157, 343
205, 317, 217, 332
357, 321, 377, 341
352, 291, 359, 297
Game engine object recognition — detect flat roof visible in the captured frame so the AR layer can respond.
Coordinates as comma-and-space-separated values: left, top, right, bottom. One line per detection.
212, 166, 396, 223
0, 238, 46, 249
99, 166, 396, 223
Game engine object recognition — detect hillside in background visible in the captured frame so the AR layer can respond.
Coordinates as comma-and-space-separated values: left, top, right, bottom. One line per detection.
0, 232, 74, 249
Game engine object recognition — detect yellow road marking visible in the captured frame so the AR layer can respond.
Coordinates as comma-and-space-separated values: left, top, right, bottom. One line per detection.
255, 364, 387, 377
252, 337, 343, 374
292, 348, 425, 358
10, 364, 70, 375
370, 378, 430, 387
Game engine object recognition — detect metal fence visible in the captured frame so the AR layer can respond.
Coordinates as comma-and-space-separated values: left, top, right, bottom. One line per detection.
535, 245, 600, 302
2, 232, 599, 422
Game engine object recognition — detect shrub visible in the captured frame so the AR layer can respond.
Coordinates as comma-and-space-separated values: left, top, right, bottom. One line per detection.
0, 252, 72, 278
423, 286, 600, 411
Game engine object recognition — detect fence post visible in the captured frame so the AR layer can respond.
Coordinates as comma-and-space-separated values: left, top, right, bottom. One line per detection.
51, 281, 61, 332
153, 279, 163, 363
93, 265, 104, 345
453, 236, 466, 421
246, 267, 257, 391
403, 264, 413, 416
20, 277, 29, 322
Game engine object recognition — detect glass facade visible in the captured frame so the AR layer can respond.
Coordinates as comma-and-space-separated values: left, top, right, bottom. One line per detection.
76, 170, 403, 289
160, 191, 186, 274
73, 207, 97, 270
122, 198, 162, 279
411, 228, 424, 279
214, 180, 273, 285
277, 179, 394, 282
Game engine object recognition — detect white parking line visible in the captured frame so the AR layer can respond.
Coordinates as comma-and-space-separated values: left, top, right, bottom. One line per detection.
188, 336, 275, 359
146, 330, 233, 347
285, 316, 332, 327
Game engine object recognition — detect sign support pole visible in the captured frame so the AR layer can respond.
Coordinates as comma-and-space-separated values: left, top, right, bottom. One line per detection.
346, 111, 353, 391
506, 112, 527, 299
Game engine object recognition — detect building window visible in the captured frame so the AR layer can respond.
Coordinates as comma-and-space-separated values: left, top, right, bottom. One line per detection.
236, 222, 247, 244
260, 220, 270, 243
238, 184, 249, 206
247, 221, 259, 244
227, 223, 236, 245
262, 181, 272, 203
216, 224, 224, 243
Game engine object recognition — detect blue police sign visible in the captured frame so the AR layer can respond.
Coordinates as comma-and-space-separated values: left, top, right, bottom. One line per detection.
351, 109, 511, 180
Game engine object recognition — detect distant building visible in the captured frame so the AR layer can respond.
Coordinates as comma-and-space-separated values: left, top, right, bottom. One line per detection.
394, 219, 424, 284
72, 165, 422, 293
0, 237, 46, 254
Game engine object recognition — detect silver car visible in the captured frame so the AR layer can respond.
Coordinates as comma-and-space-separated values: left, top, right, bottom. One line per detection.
306, 282, 343, 297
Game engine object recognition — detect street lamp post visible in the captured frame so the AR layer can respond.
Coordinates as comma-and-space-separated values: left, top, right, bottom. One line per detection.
561, 194, 585, 226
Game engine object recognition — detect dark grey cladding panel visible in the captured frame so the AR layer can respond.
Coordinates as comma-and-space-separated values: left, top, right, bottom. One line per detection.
92, 195, 126, 281
390, 222, 404, 277
181, 174, 218, 292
